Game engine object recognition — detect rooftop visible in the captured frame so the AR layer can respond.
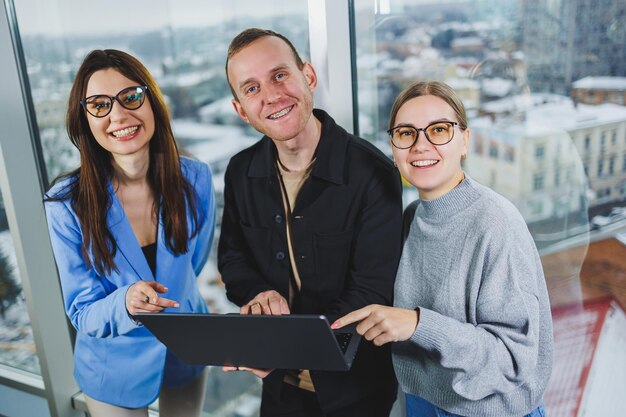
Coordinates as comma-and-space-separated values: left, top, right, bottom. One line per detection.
572, 76, 626, 91
544, 297, 624, 417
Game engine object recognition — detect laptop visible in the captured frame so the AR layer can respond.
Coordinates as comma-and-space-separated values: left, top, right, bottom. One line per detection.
135, 313, 362, 371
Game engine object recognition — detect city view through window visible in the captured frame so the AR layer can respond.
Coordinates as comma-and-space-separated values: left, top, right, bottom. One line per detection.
1, 0, 625, 416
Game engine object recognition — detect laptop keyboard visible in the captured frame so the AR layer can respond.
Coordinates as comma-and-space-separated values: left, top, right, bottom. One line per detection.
334, 332, 353, 353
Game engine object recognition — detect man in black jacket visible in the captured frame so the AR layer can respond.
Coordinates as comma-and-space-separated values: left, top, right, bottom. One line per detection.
218, 27, 403, 417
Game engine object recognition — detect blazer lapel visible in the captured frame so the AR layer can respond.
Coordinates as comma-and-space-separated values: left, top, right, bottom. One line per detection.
107, 182, 155, 281
155, 207, 174, 284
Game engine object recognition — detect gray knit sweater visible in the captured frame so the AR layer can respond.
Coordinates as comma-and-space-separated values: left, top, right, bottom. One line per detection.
393, 176, 553, 416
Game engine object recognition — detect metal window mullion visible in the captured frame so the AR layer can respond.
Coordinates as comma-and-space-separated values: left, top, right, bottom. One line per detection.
308, 0, 356, 134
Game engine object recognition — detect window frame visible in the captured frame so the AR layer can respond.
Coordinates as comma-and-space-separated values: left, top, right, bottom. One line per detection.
0, 1, 354, 416
1, 1, 88, 416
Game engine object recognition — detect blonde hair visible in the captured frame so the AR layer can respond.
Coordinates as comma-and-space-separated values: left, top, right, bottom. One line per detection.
389, 81, 468, 131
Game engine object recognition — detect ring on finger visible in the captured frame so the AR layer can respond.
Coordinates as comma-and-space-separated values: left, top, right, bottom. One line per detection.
145, 295, 150, 304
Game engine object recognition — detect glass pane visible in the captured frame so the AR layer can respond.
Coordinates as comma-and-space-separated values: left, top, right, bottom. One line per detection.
15, 0, 309, 414
0, 190, 41, 375
354, 0, 626, 414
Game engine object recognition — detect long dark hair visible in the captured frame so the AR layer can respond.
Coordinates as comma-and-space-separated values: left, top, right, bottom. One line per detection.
48, 49, 201, 275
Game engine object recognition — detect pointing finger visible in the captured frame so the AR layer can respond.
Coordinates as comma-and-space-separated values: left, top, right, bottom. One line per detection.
331, 306, 373, 329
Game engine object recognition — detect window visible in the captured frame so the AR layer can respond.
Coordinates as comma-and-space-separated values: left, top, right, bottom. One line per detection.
598, 187, 611, 198
533, 173, 544, 191
0, 192, 40, 376
489, 142, 499, 159
13, 0, 311, 415
17, 0, 311, 185
1, 0, 625, 416
600, 132, 606, 151
535, 144, 545, 160
352, 1, 626, 415
598, 159, 604, 177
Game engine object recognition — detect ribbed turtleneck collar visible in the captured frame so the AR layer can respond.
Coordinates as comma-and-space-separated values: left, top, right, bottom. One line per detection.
418, 175, 481, 222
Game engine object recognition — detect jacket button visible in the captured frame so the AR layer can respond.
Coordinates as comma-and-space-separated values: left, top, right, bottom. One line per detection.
274, 214, 283, 223
275, 251, 286, 260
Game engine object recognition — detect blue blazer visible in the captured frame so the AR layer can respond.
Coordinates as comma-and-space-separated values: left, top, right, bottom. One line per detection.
45, 157, 215, 408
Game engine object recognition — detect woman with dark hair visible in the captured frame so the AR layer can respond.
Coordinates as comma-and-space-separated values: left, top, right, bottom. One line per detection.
44, 49, 215, 416
334, 81, 552, 417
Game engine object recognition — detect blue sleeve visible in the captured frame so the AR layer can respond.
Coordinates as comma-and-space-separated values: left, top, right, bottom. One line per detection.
44, 198, 140, 338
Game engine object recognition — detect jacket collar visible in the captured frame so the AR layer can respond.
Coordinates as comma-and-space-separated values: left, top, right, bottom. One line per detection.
247, 109, 349, 185
106, 181, 158, 281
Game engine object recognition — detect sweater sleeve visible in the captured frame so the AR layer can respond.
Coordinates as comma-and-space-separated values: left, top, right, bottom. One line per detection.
409, 216, 544, 401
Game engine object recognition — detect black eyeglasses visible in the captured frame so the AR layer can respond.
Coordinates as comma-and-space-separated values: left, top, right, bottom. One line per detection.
80, 85, 148, 118
387, 121, 458, 149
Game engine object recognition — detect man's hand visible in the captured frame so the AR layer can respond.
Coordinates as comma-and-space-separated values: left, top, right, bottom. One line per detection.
222, 365, 273, 379
331, 304, 419, 346
241, 290, 290, 315
228, 290, 287, 378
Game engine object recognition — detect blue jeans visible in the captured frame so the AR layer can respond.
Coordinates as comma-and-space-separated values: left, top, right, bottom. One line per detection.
405, 393, 546, 417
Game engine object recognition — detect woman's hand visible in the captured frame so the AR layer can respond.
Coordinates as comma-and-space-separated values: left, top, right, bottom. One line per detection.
331, 304, 419, 346
125, 281, 179, 316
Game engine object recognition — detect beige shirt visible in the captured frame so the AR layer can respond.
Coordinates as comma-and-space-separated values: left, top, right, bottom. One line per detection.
276, 158, 316, 392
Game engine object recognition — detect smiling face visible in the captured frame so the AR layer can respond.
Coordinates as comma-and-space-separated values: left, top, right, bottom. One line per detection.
391, 95, 469, 200
84, 68, 155, 163
227, 35, 317, 143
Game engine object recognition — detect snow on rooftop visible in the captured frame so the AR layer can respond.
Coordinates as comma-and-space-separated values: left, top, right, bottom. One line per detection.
173, 120, 247, 141
159, 68, 221, 88
573, 76, 626, 91
445, 77, 480, 90
481, 77, 515, 98
471, 111, 574, 142
481, 93, 567, 114
480, 94, 626, 133
183, 138, 255, 166
451, 36, 484, 48
173, 120, 257, 167
198, 97, 236, 118
527, 101, 626, 130
512, 50, 524, 60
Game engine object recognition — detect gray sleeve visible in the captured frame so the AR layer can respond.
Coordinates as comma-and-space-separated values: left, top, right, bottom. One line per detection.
409, 218, 544, 401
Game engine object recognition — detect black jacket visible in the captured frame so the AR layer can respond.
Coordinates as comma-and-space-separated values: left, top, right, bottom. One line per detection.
218, 109, 403, 412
